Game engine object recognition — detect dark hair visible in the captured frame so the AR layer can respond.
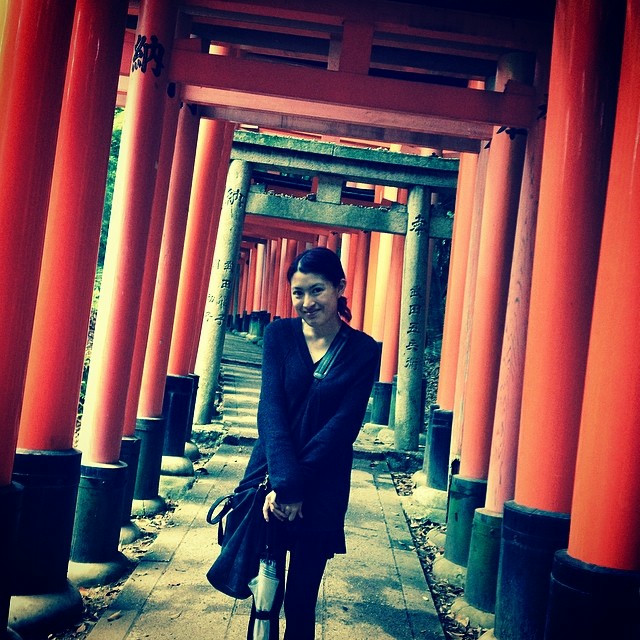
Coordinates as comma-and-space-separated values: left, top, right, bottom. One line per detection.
287, 247, 352, 322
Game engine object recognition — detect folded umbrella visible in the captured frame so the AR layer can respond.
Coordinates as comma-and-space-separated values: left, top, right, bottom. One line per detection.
248, 555, 280, 640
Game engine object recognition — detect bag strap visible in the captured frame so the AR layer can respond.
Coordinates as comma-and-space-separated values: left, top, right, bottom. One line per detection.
313, 325, 349, 380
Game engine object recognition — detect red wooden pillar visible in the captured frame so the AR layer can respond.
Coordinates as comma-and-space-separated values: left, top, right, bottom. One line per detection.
326, 231, 339, 252
189, 122, 234, 372
275, 239, 290, 319
436, 153, 478, 411
371, 233, 393, 342
345, 233, 358, 308
446, 55, 529, 570
495, 1, 624, 638
0, 0, 75, 487
545, 2, 640, 635
80, 0, 178, 464
253, 242, 266, 311
350, 231, 370, 331
121, 93, 181, 441
168, 119, 226, 377
0, 0, 75, 632
269, 239, 282, 316
450, 147, 489, 470
138, 105, 199, 418
245, 246, 257, 315
379, 234, 405, 383
363, 231, 380, 336
8, 0, 127, 621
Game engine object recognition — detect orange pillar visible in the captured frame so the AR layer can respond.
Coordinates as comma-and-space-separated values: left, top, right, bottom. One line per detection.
371, 233, 393, 342
138, 105, 199, 418
363, 231, 381, 336
458, 59, 529, 483
80, 0, 178, 465
326, 231, 339, 252
379, 234, 405, 383
545, 3, 640, 635
0, 0, 76, 487
19, 0, 127, 452
435, 153, 478, 411
122, 92, 181, 441
350, 231, 370, 331
269, 239, 282, 316
245, 246, 257, 315
496, 1, 624, 637
344, 233, 358, 307
449, 147, 489, 471
253, 242, 265, 311
189, 122, 234, 372
168, 119, 226, 377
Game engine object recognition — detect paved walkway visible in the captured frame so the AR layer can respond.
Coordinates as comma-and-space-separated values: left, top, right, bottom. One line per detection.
85, 332, 445, 640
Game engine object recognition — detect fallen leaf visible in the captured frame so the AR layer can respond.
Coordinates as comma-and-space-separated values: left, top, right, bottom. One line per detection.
107, 611, 122, 622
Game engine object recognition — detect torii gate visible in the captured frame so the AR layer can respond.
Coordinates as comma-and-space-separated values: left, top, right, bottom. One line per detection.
193, 129, 458, 452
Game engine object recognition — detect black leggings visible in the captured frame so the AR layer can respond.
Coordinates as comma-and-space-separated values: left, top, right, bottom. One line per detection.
247, 543, 328, 640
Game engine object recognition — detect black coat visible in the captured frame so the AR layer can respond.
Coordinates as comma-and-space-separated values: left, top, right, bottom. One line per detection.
239, 318, 378, 552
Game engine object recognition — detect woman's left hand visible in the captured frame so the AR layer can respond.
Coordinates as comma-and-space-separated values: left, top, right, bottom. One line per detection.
263, 491, 303, 522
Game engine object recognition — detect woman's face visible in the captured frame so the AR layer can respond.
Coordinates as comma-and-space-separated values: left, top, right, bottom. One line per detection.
290, 270, 345, 329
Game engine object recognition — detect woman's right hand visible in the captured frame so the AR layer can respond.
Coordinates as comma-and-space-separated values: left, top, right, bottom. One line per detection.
263, 490, 303, 522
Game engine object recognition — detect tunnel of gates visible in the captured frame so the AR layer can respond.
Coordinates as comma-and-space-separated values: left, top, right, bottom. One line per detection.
1, 1, 640, 640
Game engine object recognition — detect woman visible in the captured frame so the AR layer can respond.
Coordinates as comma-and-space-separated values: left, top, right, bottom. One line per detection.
239, 247, 379, 639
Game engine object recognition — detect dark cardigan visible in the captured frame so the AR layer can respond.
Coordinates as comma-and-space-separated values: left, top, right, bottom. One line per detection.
239, 317, 379, 551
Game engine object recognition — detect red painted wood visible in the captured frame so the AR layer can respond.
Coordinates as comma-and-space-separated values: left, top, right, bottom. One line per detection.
138, 105, 199, 418
18, 0, 127, 451
80, 0, 178, 464
515, 0, 624, 512
568, 0, 640, 570
436, 153, 478, 411
0, 0, 76, 484
349, 231, 370, 331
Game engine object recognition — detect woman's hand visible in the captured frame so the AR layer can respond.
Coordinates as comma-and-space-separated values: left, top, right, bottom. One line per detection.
262, 490, 303, 522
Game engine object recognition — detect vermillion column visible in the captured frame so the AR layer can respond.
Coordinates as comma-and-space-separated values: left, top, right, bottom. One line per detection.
350, 231, 370, 330
11, 0, 127, 626
495, 1, 624, 638
73, 0, 177, 585
445, 56, 529, 573
394, 187, 430, 451
269, 239, 282, 317
189, 122, 235, 371
371, 233, 393, 342
545, 1, 640, 635
138, 104, 200, 479
436, 153, 478, 412
194, 160, 252, 424
0, 1, 76, 635
450, 147, 490, 470
169, 119, 226, 376
462, 56, 548, 616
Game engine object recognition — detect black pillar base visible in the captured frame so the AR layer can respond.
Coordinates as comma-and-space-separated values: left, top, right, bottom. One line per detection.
119, 436, 141, 545
544, 549, 640, 640
371, 382, 393, 425
241, 312, 250, 333
444, 475, 487, 567
0, 482, 22, 639
160, 375, 194, 477
464, 508, 502, 613
9, 580, 83, 639
425, 408, 452, 491
132, 417, 167, 515
69, 461, 131, 587
494, 500, 570, 640
11, 449, 81, 594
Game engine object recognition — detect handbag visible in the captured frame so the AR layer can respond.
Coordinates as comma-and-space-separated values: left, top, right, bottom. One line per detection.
206, 474, 270, 599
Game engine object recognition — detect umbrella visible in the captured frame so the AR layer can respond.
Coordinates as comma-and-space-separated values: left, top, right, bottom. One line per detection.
248, 555, 280, 640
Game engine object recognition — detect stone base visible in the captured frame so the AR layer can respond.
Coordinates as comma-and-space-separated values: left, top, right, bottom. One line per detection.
131, 496, 166, 517
479, 628, 496, 640
120, 520, 142, 545
400, 485, 447, 524
183, 441, 200, 461
431, 555, 467, 589
67, 552, 132, 588
159, 474, 196, 501
450, 597, 495, 630
426, 528, 447, 549
160, 455, 194, 477
9, 580, 83, 638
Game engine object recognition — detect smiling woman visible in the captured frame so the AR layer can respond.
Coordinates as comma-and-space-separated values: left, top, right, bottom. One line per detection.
229, 247, 379, 639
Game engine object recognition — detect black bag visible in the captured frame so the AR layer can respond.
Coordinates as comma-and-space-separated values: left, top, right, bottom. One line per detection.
205, 474, 269, 599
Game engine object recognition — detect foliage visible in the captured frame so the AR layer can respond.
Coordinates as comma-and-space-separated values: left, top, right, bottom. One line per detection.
97, 108, 125, 270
